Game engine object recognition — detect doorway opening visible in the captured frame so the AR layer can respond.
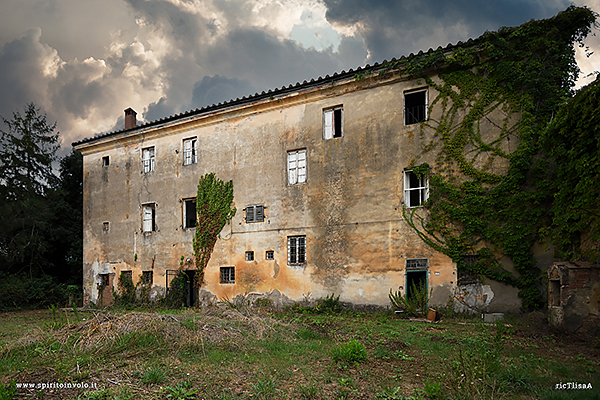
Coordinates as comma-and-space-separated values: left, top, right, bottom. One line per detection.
184, 270, 198, 307
406, 270, 427, 301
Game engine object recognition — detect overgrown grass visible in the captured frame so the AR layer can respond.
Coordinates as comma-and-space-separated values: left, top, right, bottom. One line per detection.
0, 307, 598, 399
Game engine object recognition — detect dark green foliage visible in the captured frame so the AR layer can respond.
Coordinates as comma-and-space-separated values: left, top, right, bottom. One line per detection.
0, 273, 71, 311
165, 270, 189, 308
114, 271, 136, 306
542, 76, 600, 262
194, 173, 236, 286
389, 283, 428, 317
331, 339, 367, 363
399, 7, 597, 310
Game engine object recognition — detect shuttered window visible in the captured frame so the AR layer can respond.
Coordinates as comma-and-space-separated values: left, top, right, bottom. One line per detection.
287, 149, 307, 185
142, 147, 155, 173
142, 204, 156, 232
245, 204, 264, 223
288, 236, 306, 265
183, 138, 197, 165
323, 107, 343, 139
404, 170, 428, 208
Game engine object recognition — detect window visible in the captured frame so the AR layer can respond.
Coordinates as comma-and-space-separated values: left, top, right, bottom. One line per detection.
458, 255, 480, 286
406, 258, 428, 270
287, 149, 307, 185
142, 147, 155, 173
103, 222, 109, 232
288, 236, 306, 265
142, 271, 153, 285
404, 89, 427, 125
245, 204, 265, 223
266, 250, 274, 260
183, 138, 197, 165
99, 273, 110, 287
102, 156, 110, 167
120, 270, 132, 284
142, 203, 156, 232
220, 267, 235, 284
404, 170, 428, 208
183, 198, 197, 229
323, 106, 343, 139
245, 251, 254, 261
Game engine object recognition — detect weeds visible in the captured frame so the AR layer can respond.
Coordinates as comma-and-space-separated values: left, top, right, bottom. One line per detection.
164, 380, 198, 400
331, 339, 367, 364
251, 373, 282, 399
389, 283, 428, 317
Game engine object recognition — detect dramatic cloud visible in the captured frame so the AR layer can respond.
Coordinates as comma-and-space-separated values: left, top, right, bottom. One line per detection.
0, 0, 597, 154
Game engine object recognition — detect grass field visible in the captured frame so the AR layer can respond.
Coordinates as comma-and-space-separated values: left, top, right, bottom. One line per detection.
1, 302, 599, 400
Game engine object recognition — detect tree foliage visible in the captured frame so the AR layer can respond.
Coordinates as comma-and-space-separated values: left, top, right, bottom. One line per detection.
193, 173, 236, 286
542, 76, 600, 262
394, 6, 597, 310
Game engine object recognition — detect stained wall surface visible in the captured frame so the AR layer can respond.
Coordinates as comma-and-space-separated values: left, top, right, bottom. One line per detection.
76, 72, 522, 310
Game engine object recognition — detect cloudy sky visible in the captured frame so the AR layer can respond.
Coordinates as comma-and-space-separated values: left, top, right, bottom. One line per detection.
0, 0, 599, 155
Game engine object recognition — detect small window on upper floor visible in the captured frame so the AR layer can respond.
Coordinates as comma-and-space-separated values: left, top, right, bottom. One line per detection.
183, 198, 197, 229
404, 89, 428, 125
287, 149, 307, 185
323, 106, 343, 139
245, 204, 265, 223
102, 156, 110, 167
142, 203, 156, 232
183, 138, 197, 165
404, 170, 428, 208
266, 250, 274, 260
142, 147, 155, 173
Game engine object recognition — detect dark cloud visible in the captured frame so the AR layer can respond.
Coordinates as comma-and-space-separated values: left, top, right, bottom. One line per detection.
323, 0, 572, 61
189, 75, 257, 109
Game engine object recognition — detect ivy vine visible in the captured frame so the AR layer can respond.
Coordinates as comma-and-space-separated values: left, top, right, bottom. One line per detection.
391, 6, 597, 310
193, 173, 236, 287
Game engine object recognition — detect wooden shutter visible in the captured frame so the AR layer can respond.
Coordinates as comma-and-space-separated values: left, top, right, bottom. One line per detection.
255, 205, 264, 222
288, 151, 297, 184
297, 150, 306, 183
323, 109, 333, 139
246, 206, 255, 223
143, 205, 153, 232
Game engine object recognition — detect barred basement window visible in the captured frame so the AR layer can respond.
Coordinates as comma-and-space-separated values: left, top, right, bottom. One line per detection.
220, 267, 235, 284
142, 271, 153, 285
406, 258, 428, 270
266, 250, 274, 260
287, 149, 307, 185
121, 270, 132, 283
404, 170, 428, 208
323, 106, 343, 139
245, 204, 265, 223
404, 89, 428, 125
142, 146, 155, 173
245, 251, 254, 261
458, 255, 480, 286
183, 138, 197, 165
288, 236, 306, 265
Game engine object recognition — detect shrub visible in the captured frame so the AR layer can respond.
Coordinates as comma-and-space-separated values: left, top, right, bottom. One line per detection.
389, 283, 428, 317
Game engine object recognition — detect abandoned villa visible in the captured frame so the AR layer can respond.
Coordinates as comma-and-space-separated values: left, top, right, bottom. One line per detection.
73, 11, 589, 313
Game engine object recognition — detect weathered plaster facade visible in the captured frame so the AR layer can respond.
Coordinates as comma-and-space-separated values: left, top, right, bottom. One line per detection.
74, 57, 524, 311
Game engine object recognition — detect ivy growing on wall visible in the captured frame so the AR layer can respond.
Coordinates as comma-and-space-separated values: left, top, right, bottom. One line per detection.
389, 6, 597, 310
193, 173, 236, 287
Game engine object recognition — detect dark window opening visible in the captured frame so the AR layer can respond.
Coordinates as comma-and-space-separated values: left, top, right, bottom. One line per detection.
120, 270, 132, 284
102, 156, 110, 166
550, 280, 561, 307
246, 204, 265, 223
288, 236, 306, 265
103, 222, 109, 232
323, 106, 343, 139
405, 90, 427, 125
142, 271, 153, 285
266, 250, 274, 260
220, 267, 235, 284
245, 251, 254, 261
458, 255, 480, 286
184, 199, 197, 228
99, 273, 110, 287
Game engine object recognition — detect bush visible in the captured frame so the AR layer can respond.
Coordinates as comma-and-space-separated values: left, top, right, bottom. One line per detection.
331, 339, 367, 363
0, 273, 73, 311
389, 283, 428, 317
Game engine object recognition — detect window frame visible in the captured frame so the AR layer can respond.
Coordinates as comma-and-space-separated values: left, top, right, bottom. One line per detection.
405, 258, 429, 271
287, 235, 307, 266
404, 170, 428, 208
183, 137, 197, 165
142, 203, 156, 232
404, 88, 428, 125
245, 204, 265, 223
102, 156, 110, 167
182, 198, 197, 229
220, 266, 235, 284
287, 149, 307, 185
142, 146, 155, 173
323, 106, 343, 139
141, 270, 153, 285
266, 250, 274, 261
245, 251, 254, 262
